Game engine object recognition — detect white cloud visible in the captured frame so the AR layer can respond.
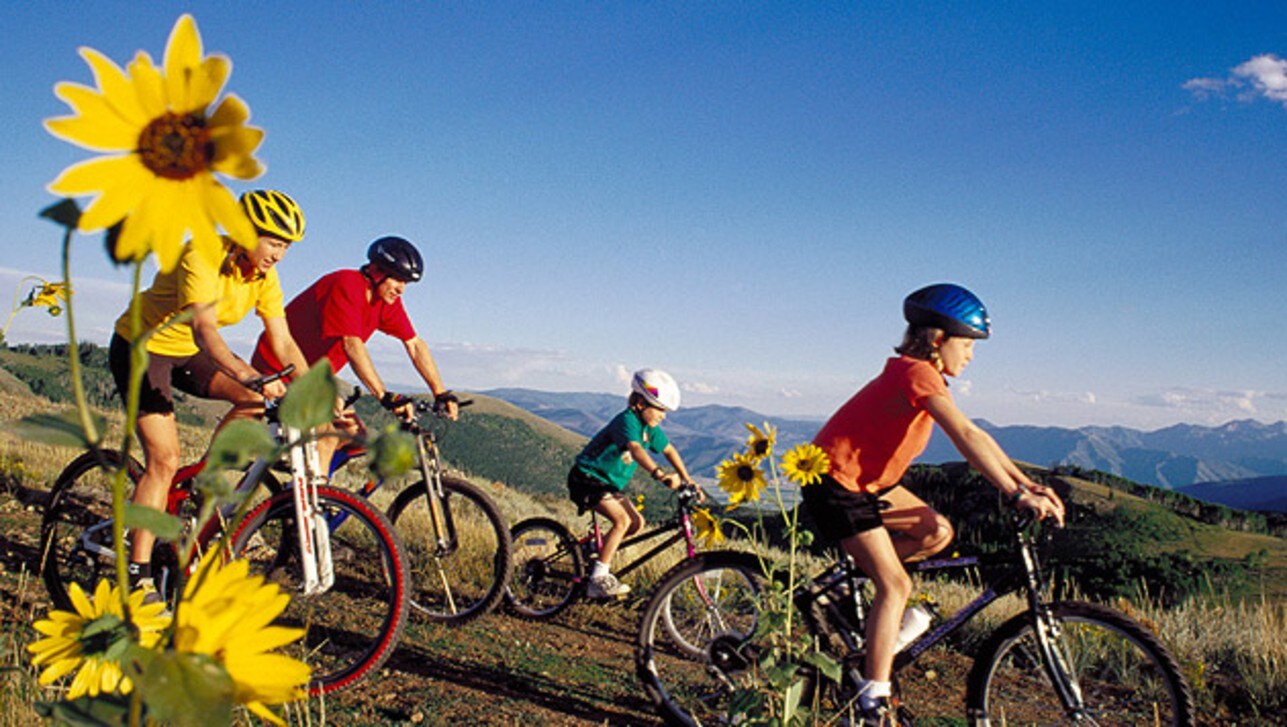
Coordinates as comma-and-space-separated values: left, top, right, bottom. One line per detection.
683, 381, 720, 395
1184, 53, 1287, 109
1132, 387, 1285, 424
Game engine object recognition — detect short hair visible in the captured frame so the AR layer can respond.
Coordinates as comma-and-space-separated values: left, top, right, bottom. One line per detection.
894, 325, 944, 361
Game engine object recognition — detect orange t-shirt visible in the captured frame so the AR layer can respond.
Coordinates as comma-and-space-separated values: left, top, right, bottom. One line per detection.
813, 356, 949, 493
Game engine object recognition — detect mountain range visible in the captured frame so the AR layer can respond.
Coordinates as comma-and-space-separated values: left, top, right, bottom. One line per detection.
483, 388, 1287, 512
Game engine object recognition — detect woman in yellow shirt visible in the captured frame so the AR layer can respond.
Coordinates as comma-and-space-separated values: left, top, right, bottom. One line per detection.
106, 189, 311, 598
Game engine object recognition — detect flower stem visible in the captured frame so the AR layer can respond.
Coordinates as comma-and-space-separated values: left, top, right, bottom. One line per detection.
58, 232, 99, 445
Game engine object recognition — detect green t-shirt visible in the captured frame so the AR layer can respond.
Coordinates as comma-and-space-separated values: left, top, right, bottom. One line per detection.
573, 408, 670, 490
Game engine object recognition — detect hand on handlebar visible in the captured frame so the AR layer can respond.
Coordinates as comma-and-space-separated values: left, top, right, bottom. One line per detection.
1014, 485, 1066, 528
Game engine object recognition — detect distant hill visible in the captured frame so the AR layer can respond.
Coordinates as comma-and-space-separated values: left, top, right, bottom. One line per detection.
486, 388, 1287, 509
1177, 476, 1287, 513
1, 347, 1284, 605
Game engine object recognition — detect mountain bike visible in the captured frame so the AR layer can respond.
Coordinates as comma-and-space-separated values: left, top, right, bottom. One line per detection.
635, 513, 1196, 726
505, 485, 741, 656
327, 395, 512, 625
39, 369, 411, 695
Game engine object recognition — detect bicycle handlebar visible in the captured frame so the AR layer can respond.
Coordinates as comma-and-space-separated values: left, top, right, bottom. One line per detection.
244, 364, 296, 394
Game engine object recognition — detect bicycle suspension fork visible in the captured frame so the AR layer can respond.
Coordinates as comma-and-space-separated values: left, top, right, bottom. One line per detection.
285, 422, 334, 595
1017, 531, 1086, 716
417, 434, 458, 557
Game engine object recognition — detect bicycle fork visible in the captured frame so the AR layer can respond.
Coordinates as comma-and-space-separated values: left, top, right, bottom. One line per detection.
287, 426, 334, 595
418, 436, 458, 557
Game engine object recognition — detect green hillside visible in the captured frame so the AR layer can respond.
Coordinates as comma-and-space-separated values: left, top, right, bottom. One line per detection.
3, 342, 1284, 605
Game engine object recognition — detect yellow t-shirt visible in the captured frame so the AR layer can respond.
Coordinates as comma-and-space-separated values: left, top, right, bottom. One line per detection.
114, 241, 286, 358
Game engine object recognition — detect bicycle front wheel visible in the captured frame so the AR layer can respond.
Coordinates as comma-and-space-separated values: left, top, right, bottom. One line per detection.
637, 551, 764, 726
504, 517, 584, 620
40, 450, 141, 610
231, 486, 409, 695
386, 476, 511, 625
966, 600, 1195, 726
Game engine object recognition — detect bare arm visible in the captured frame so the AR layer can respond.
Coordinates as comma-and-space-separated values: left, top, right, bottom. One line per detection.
190, 303, 287, 400
923, 393, 1065, 525
261, 316, 310, 376
341, 335, 390, 398
404, 336, 457, 419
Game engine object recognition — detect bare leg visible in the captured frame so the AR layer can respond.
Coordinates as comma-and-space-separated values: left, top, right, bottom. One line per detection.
879, 485, 954, 562
593, 495, 645, 568
841, 526, 911, 683
131, 412, 180, 564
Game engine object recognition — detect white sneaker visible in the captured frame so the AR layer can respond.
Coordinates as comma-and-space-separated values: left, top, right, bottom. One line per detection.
587, 573, 631, 599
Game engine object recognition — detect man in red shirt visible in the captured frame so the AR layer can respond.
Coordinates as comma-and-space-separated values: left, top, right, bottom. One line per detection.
253, 236, 458, 470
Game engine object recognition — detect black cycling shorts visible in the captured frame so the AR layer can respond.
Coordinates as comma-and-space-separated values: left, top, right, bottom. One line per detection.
801, 474, 888, 543
109, 333, 220, 416
567, 466, 621, 514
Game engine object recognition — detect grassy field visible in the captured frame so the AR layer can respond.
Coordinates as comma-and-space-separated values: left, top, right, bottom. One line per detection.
0, 376, 1284, 724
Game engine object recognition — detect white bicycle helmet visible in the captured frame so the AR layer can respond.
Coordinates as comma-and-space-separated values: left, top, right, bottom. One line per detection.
631, 368, 681, 411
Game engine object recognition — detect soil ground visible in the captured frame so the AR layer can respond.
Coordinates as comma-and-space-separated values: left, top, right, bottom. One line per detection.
0, 476, 979, 726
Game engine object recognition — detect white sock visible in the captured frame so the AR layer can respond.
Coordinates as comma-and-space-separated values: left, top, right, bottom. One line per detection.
856, 679, 891, 709
591, 560, 609, 578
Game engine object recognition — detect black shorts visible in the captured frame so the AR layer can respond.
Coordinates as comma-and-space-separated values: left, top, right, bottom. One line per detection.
109, 333, 221, 416
567, 467, 621, 513
801, 474, 889, 543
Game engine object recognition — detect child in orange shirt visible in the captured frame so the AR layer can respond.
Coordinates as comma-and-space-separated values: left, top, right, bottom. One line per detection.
803, 283, 1065, 723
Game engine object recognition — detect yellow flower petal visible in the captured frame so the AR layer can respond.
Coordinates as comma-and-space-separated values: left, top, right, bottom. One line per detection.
163, 15, 204, 110
79, 47, 149, 125
127, 51, 166, 118
205, 177, 258, 249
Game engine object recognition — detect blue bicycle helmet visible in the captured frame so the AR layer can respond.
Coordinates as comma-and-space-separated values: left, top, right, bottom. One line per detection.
903, 283, 991, 339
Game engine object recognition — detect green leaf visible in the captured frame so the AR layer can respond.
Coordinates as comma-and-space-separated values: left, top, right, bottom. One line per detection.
205, 419, 276, 471
39, 198, 83, 229
800, 649, 843, 683
13, 411, 106, 448
782, 676, 804, 722
123, 503, 184, 542
35, 693, 129, 726
280, 360, 337, 431
135, 651, 235, 727
368, 426, 418, 480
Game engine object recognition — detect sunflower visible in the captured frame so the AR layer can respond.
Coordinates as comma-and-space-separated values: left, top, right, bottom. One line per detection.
44, 14, 263, 272
173, 553, 310, 725
25, 281, 70, 316
28, 579, 169, 699
781, 443, 831, 487
691, 507, 725, 547
716, 452, 768, 508
744, 422, 777, 460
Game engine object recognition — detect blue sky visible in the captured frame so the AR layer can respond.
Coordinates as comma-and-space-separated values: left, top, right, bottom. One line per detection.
1, 2, 1284, 430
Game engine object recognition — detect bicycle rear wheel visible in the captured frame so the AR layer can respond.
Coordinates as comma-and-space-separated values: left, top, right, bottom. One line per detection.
966, 600, 1195, 726
504, 517, 584, 620
386, 476, 511, 625
231, 486, 409, 695
636, 551, 764, 726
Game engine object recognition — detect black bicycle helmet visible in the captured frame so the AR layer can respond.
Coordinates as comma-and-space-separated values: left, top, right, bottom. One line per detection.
903, 283, 991, 339
366, 236, 424, 282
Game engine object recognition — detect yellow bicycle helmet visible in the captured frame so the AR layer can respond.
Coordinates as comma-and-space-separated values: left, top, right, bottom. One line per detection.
239, 189, 306, 242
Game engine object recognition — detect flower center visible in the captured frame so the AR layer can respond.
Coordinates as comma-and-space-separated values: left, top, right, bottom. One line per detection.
751, 440, 769, 456
737, 466, 755, 482
137, 112, 213, 179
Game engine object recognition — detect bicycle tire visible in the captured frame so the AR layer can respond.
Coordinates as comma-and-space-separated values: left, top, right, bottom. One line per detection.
504, 517, 585, 620
40, 450, 144, 610
386, 475, 512, 625
636, 550, 765, 726
41, 451, 285, 611
231, 486, 410, 695
965, 600, 1195, 726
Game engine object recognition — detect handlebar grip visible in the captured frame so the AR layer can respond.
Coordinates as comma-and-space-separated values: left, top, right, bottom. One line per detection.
244, 364, 296, 393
